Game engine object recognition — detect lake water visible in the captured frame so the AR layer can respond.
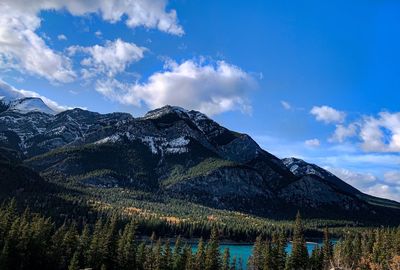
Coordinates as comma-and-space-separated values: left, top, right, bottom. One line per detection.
190, 242, 321, 269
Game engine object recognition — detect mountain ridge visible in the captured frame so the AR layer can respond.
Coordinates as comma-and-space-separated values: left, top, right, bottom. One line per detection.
1, 99, 399, 224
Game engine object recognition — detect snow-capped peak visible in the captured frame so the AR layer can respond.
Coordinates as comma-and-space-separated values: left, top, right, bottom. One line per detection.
8, 97, 56, 115
0, 80, 24, 103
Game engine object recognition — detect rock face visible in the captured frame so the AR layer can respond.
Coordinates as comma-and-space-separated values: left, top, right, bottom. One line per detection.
1, 100, 400, 222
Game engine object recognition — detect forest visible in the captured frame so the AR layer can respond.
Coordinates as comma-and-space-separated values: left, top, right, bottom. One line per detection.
0, 200, 399, 270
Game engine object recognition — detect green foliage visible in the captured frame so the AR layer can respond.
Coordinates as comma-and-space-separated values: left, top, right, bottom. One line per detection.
163, 158, 236, 185
205, 227, 221, 270
0, 199, 399, 270
286, 212, 309, 270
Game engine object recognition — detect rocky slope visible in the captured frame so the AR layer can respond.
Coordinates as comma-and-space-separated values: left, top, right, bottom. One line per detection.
1, 100, 399, 222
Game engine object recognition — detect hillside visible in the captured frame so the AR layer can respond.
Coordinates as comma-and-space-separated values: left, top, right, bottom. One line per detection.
0, 101, 399, 228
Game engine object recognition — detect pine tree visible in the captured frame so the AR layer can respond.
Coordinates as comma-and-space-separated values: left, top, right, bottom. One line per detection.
262, 240, 272, 270
231, 256, 237, 270
194, 237, 205, 270
62, 223, 79, 268
154, 238, 163, 270
79, 224, 91, 268
144, 246, 155, 270
251, 236, 263, 270
89, 218, 104, 269
222, 248, 231, 270
164, 240, 173, 270
103, 214, 118, 268
183, 245, 193, 270
205, 227, 220, 270
309, 246, 322, 270
272, 231, 287, 270
173, 236, 183, 270
286, 212, 308, 270
68, 251, 80, 270
322, 227, 333, 269
137, 242, 147, 270
117, 219, 137, 270
0, 240, 10, 270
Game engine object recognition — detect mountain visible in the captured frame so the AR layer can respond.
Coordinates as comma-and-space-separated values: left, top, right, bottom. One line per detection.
0, 80, 24, 102
7, 97, 55, 115
0, 81, 56, 115
1, 100, 399, 224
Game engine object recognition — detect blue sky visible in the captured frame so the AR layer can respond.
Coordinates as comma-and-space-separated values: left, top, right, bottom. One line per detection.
1, 0, 400, 201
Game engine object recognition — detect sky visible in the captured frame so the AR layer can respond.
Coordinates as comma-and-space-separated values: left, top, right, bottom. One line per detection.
0, 0, 400, 201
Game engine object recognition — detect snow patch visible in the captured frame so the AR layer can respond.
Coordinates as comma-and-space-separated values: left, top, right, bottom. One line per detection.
140, 136, 160, 154
162, 136, 190, 154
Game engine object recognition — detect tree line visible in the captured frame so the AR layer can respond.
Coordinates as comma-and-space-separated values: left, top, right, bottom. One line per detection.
0, 200, 399, 270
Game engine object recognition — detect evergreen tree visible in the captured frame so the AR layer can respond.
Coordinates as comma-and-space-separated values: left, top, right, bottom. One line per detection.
309, 246, 322, 270
262, 240, 272, 270
173, 236, 183, 270
68, 251, 80, 270
137, 242, 147, 270
164, 240, 173, 270
194, 237, 205, 270
154, 238, 163, 270
270, 231, 287, 270
222, 248, 231, 270
89, 218, 104, 269
117, 219, 137, 270
0, 240, 10, 270
231, 256, 237, 270
79, 224, 91, 268
205, 227, 220, 270
102, 214, 118, 268
144, 245, 155, 270
183, 245, 193, 270
322, 227, 333, 269
250, 236, 263, 270
286, 212, 308, 270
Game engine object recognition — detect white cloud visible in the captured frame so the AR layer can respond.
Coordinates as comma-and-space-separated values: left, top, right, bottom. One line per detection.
1, 1, 183, 35
0, 4, 76, 82
305, 138, 320, 147
281, 100, 291, 110
0, 79, 71, 112
324, 166, 400, 203
329, 123, 358, 143
57, 34, 67, 41
95, 31, 102, 37
360, 112, 400, 152
0, 0, 182, 82
365, 184, 400, 202
69, 39, 147, 78
95, 59, 257, 116
383, 171, 400, 185
310, 105, 346, 124
325, 166, 377, 189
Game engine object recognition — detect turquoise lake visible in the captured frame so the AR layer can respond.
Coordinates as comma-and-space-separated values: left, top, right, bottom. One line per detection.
190, 242, 321, 269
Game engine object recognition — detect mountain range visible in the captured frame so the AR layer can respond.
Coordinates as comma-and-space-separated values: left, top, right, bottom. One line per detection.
1, 93, 399, 225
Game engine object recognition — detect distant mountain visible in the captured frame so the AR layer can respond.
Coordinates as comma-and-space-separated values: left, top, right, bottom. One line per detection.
7, 97, 55, 115
0, 81, 55, 114
1, 99, 399, 224
0, 80, 24, 102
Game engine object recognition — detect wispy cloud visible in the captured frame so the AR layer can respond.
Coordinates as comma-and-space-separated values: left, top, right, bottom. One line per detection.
95, 58, 258, 116
305, 138, 320, 147
310, 105, 346, 124
281, 100, 291, 110
0, 0, 182, 83
69, 39, 147, 79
